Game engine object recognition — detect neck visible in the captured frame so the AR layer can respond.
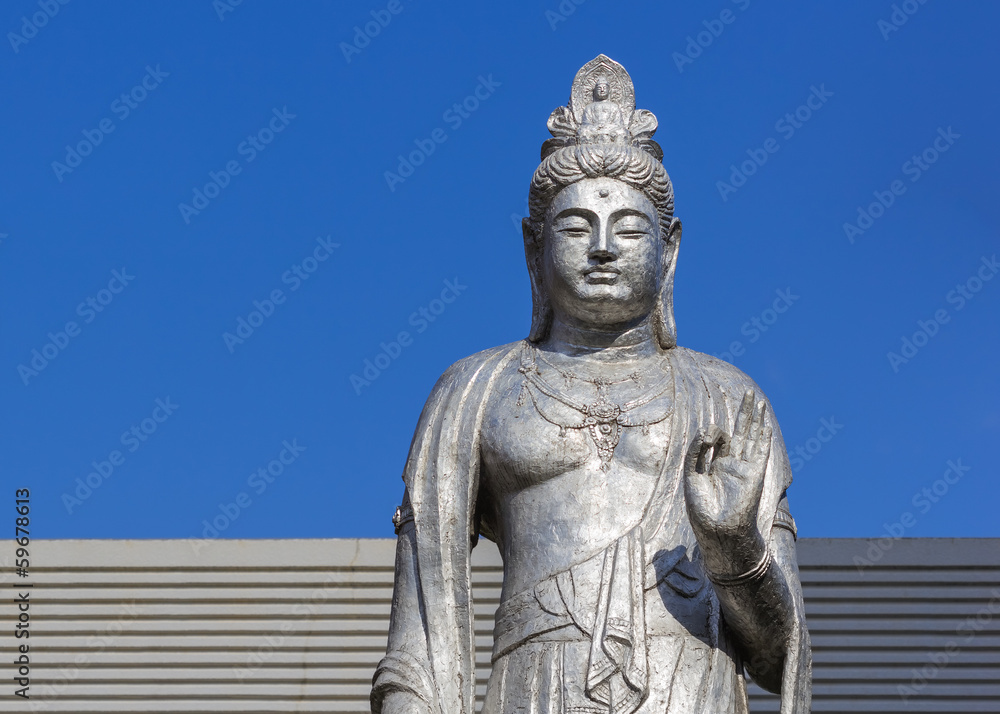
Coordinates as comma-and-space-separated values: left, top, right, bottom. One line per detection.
544, 315, 659, 361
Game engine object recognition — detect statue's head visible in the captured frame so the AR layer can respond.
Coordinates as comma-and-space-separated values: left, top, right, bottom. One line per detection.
593, 77, 610, 101
523, 55, 681, 348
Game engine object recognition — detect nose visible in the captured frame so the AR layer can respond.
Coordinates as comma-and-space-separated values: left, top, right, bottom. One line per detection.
588, 220, 618, 262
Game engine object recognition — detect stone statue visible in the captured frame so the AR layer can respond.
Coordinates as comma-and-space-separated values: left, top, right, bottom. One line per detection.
372, 55, 811, 714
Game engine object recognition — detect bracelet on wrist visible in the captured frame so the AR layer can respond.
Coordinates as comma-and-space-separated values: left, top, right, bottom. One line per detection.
706, 547, 772, 587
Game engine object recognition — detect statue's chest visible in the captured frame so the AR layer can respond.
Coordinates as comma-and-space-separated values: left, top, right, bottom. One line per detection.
480, 365, 675, 494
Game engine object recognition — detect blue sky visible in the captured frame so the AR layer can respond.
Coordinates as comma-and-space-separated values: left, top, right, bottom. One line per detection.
2, 1, 997, 542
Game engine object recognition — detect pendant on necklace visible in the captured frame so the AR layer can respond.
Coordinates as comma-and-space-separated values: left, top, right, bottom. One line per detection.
584, 398, 622, 469
518, 345, 673, 471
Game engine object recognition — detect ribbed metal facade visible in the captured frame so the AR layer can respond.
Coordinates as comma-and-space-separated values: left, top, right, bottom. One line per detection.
1, 538, 998, 712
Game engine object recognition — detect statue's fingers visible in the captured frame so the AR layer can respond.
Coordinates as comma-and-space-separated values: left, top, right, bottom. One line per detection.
739, 400, 764, 461
683, 431, 717, 508
752, 426, 773, 493
686, 428, 706, 474
746, 400, 767, 460
702, 424, 730, 465
731, 390, 754, 458
686, 425, 728, 475
685, 429, 708, 476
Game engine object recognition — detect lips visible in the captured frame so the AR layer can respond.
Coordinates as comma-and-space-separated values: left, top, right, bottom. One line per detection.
583, 265, 620, 284
584, 265, 620, 276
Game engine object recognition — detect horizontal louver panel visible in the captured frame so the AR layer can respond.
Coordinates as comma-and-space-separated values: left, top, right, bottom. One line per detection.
1, 538, 997, 712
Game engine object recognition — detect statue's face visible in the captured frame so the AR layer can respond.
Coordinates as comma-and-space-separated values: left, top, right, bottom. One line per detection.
542, 177, 662, 331
594, 81, 609, 100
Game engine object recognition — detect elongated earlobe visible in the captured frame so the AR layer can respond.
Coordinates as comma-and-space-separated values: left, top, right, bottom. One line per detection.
524, 218, 553, 343
654, 217, 682, 349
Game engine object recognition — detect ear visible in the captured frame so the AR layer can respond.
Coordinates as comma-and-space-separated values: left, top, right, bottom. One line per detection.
666, 216, 682, 248
523, 218, 552, 343
654, 217, 682, 349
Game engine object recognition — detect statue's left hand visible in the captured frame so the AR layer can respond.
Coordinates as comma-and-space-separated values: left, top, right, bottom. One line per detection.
683, 390, 772, 577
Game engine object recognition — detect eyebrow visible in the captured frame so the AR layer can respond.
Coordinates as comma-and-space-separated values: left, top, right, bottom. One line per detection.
610, 209, 653, 223
552, 207, 653, 223
552, 208, 593, 222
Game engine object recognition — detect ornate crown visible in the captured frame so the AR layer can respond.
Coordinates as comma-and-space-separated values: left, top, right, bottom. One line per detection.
541, 55, 663, 162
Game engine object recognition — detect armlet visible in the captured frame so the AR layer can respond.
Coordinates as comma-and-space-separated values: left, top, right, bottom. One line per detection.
772, 506, 797, 540
392, 503, 414, 535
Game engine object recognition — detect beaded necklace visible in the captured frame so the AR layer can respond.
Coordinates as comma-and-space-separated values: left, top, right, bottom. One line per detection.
517, 345, 673, 468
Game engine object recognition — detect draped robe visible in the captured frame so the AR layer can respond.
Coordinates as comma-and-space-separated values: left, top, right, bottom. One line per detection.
372, 341, 811, 714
